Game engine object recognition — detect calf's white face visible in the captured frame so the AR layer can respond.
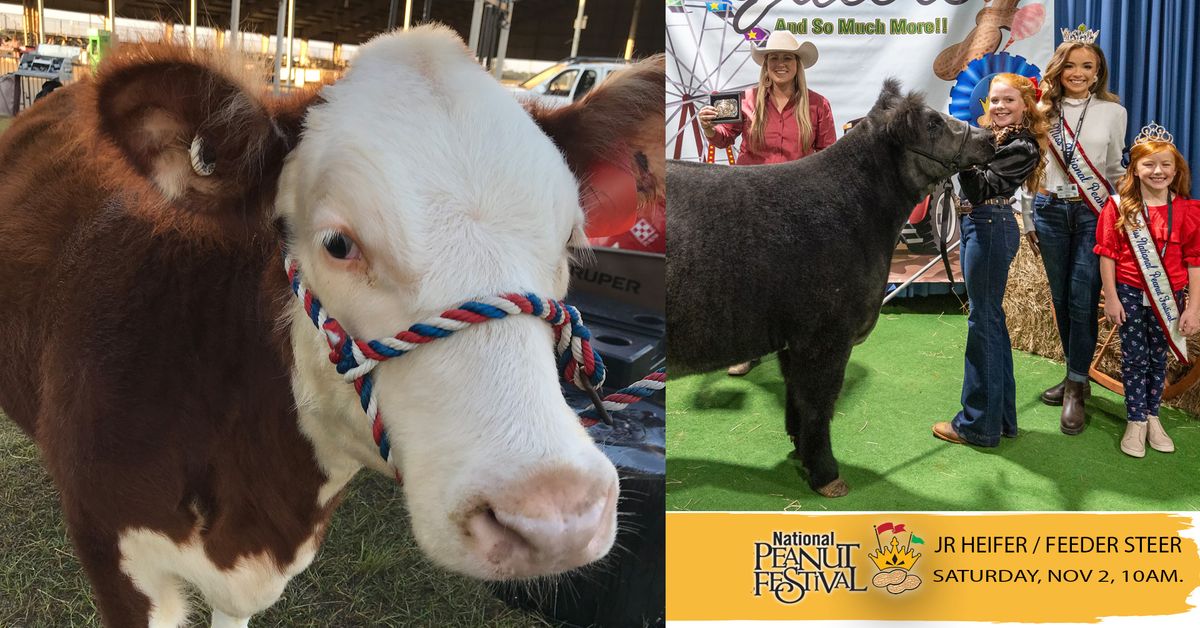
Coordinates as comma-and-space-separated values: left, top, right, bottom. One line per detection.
277, 27, 618, 579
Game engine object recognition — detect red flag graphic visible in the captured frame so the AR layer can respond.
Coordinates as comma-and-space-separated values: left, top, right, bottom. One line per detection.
893, 524, 907, 534
876, 522, 894, 534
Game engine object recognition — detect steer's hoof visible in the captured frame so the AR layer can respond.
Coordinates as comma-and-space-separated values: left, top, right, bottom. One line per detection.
816, 477, 849, 498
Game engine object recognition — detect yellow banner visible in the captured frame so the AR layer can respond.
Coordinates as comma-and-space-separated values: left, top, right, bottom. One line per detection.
667, 512, 1200, 622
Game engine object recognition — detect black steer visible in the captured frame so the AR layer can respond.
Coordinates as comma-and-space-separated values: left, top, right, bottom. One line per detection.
666, 80, 995, 497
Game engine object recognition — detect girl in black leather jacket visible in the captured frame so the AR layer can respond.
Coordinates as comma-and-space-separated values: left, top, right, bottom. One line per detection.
933, 73, 1048, 447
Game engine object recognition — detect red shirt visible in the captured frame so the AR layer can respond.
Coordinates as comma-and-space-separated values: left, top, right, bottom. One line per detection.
1094, 196, 1200, 291
708, 87, 836, 165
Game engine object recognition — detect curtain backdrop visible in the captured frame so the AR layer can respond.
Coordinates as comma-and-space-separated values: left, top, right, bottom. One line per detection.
1056, 0, 1200, 197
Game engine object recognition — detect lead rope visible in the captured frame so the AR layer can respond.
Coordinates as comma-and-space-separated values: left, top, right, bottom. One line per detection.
933, 177, 958, 284
285, 256, 663, 472
580, 369, 667, 427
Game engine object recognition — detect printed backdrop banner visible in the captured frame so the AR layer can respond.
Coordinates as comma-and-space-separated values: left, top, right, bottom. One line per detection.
666, 0, 1056, 162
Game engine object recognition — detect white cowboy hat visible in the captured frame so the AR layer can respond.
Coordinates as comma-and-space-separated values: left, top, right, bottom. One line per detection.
751, 30, 819, 68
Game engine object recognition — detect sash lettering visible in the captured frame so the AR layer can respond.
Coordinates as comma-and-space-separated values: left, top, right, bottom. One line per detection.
1049, 113, 1112, 215
1120, 195, 1189, 363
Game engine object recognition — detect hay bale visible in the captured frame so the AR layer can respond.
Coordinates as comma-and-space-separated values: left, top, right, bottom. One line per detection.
1005, 237, 1064, 360
1003, 234, 1200, 418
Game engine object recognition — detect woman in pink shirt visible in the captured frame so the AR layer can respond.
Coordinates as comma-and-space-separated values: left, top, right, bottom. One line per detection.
697, 30, 836, 167
696, 30, 836, 375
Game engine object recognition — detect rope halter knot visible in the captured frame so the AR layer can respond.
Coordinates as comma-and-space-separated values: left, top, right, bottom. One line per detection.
284, 254, 612, 468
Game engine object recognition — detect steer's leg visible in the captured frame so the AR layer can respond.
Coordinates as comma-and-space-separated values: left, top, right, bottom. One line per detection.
779, 340, 852, 497
65, 523, 161, 628
212, 609, 251, 628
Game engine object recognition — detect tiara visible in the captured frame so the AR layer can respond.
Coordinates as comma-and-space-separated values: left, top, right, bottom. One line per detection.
1061, 24, 1099, 44
1133, 121, 1174, 146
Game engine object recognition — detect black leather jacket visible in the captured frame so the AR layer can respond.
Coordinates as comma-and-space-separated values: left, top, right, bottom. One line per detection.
958, 127, 1041, 205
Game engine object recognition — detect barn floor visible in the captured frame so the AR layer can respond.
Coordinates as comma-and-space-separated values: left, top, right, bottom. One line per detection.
0, 417, 549, 626
667, 296, 1200, 512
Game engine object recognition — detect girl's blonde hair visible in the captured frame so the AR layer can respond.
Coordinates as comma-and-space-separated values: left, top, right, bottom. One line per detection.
981, 73, 1050, 193
1114, 142, 1193, 232
749, 53, 811, 153
1037, 41, 1120, 119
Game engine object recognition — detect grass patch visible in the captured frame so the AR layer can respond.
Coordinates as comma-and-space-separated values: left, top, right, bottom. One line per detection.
667, 305, 1200, 511
0, 417, 547, 626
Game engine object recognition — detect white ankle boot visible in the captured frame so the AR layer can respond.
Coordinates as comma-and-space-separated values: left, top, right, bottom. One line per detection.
1120, 421, 1147, 458
1146, 416, 1175, 453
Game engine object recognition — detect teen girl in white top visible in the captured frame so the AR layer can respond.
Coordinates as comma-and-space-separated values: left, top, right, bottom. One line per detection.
1024, 27, 1127, 436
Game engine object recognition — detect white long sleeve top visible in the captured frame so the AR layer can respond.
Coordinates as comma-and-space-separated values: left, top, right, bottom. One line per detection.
1019, 95, 1128, 232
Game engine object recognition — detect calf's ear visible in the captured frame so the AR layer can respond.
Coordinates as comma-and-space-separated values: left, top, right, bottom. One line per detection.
95, 46, 315, 215
526, 56, 666, 221
869, 78, 903, 119
870, 79, 924, 144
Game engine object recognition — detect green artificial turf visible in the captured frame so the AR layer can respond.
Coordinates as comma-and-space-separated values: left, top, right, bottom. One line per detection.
667, 297, 1200, 512
0, 417, 548, 627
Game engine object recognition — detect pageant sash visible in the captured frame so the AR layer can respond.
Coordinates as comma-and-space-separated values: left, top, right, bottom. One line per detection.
1119, 195, 1189, 363
1048, 112, 1113, 215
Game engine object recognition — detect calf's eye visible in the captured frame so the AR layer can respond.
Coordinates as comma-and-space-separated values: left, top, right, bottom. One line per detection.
322, 232, 359, 260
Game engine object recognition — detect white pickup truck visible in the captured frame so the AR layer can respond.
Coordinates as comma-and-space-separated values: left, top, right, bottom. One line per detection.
510, 57, 629, 108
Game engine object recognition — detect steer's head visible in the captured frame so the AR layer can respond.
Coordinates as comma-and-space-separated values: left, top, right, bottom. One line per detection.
273, 27, 663, 579
91, 26, 662, 581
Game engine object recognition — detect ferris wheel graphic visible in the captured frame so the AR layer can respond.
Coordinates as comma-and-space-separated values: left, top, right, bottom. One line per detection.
666, 1, 768, 163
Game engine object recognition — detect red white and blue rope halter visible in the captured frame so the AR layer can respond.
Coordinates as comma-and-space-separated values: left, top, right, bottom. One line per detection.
285, 254, 623, 465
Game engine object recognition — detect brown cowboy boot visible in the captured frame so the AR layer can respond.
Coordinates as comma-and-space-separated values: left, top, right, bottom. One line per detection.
1042, 378, 1090, 406
1060, 380, 1087, 435
1040, 378, 1067, 405
726, 358, 761, 377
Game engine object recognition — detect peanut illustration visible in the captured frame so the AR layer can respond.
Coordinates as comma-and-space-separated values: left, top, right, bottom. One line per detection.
932, 0, 1022, 80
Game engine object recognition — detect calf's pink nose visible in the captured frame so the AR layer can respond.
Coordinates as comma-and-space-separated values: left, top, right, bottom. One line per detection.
464, 467, 618, 579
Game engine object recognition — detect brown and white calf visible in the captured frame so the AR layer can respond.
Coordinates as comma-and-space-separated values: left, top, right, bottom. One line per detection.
0, 26, 664, 627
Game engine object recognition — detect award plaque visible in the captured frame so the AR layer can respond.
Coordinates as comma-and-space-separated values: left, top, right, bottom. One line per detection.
709, 91, 742, 124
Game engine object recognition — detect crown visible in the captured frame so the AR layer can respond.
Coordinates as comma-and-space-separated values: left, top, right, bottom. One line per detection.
1061, 24, 1099, 44
1133, 121, 1174, 146
869, 537, 920, 572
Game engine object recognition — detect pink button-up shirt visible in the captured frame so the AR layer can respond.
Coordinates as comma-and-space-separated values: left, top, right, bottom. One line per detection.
709, 87, 836, 165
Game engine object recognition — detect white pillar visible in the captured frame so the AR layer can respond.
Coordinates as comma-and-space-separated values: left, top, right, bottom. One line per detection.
492, 0, 513, 80
403, 0, 413, 31
285, 0, 296, 88
624, 0, 641, 60
468, 0, 483, 53
189, 0, 196, 48
570, 0, 587, 58
273, 0, 286, 94
230, 0, 241, 52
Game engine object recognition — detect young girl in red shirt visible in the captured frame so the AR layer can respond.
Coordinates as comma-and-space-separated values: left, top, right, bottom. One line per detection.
1093, 123, 1199, 457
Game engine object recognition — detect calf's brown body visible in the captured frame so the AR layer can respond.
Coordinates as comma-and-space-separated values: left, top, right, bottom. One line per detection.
0, 48, 331, 625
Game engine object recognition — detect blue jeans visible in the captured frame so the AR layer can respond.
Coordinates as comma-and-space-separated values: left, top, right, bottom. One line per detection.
1032, 195, 1101, 380
952, 208, 1020, 446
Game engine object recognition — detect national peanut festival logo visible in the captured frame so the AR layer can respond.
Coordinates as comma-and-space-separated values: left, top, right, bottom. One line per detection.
753, 531, 867, 604
868, 522, 925, 594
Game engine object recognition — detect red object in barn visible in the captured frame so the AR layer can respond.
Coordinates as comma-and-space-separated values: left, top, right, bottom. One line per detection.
909, 194, 930, 224
583, 160, 664, 254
